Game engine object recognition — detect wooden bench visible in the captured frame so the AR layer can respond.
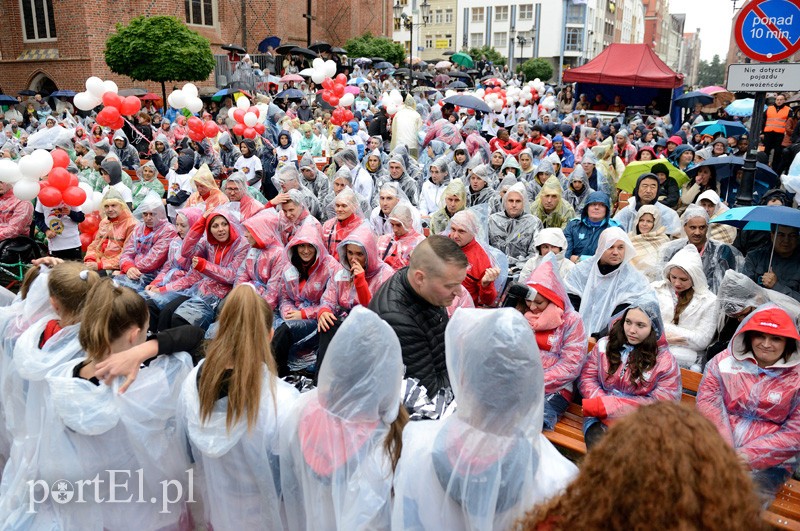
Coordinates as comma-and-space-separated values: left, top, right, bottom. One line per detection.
544, 368, 800, 529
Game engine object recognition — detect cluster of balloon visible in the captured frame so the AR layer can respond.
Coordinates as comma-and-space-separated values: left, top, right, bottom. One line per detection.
481, 87, 508, 113
3, 149, 53, 202
307, 57, 339, 84
78, 212, 100, 252
187, 117, 220, 143
95, 91, 142, 130
37, 149, 88, 210
321, 73, 356, 109
73, 76, 119, 112
229, 96, 265, 139
331, 107, 355, 127
167, 83, 204, 114
380, 90, 404, 116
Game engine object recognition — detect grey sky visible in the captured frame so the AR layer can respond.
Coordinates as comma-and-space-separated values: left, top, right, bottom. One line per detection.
669, 0, 736, 61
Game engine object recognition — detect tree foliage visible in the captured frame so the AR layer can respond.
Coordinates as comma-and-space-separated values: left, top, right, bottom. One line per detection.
105, 16, 215, 84
467, 46, 506, 66
696, 54, 725, 88
517, 58, 554, 82
345, 32, 406, 65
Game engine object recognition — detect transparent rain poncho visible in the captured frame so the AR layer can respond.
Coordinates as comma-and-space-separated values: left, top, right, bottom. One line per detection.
392, 308, 577, 531
179, 359, 299, 531
565, 227, 655, 335
280, 306, 404, 531
717, 269, 800, 326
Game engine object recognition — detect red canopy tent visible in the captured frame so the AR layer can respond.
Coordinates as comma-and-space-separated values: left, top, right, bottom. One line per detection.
563, 44, 684, 89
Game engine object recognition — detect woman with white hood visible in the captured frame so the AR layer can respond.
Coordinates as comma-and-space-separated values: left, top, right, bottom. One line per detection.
419, 155, 450, 217
392, 308, 577, 530
565, 227, 655, 337
280, 307, 407, 531
696, 189, 737, 244
518, 227, 575, 283
179, 285, 298, 530
651, 244, 718, 369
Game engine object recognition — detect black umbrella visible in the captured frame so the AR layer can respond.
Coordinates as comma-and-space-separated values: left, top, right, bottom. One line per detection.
394, 68, 411, 77
309, 41, 331, 53
370, 57, 386, 63
290, 47, 319, 58
449, 71, 471, 80
466, 70, 480, 76
443, 51, 455, 56
276, 43, 301, 54
374, 61, 393, 70
447, 81, 469, 89
118, 88, 148, 97
18, 90, 36, 96
0, 95, 18, 105
417, 60, 429, 68
443, 94, 491, 112
221, 43, 247, 54
331, 47, 347, 54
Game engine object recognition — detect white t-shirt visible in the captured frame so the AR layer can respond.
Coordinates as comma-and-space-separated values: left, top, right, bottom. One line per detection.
234, 155, 263, 186
36, 201, 81, 251
101, 182, 134, 205
166, 168, 196, 220
274, 146, 297, 170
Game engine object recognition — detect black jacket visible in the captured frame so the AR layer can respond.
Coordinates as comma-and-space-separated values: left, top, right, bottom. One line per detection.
369, 267, 450, 395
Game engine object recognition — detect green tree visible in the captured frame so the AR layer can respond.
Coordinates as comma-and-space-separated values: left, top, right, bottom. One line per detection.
467, 45, 506, 66
105, 16, 215, 104
517, 58, 554, 82
696, 54, 725, 88
345, 32, 407, 66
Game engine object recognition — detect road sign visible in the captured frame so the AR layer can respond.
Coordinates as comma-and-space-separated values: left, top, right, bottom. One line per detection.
734, 0, 800, 62
727, 63, 800, 91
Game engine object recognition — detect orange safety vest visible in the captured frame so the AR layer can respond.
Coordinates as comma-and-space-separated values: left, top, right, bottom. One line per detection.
765, 105, 790, 133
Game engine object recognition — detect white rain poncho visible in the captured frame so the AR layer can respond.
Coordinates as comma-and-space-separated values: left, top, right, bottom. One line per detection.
280, 307, 404, 531
488, 182, 543, 273
565, 227, 655, 335
518, 227, 575, 284
717, 269, 800, 326
19, 352, 193, 530
392, 308, 577, 530
179, 360, 299, 531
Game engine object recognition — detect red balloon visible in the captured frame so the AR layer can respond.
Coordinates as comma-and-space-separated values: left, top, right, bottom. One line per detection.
102, 92, 123, 110
203, 121, 220, 138
335, 74, 347, 85
247, 106, 260, 118
321, 79, 333, 90
254, 123, 265, 134
120, 96, 142, 116
333, 84, 345, 97
243, 127, 256, 139
321, 90, 332, 102
188, 130, 205, 142
50, 148, 70, 169
69, 174, 79, 187
328, 96, 339, 107
98, 106, 121, 126
80, 232, 93, 252
48, 167, 71, 191
233, 108, 246, 123
112, 117, 125, 131
38, 186, 63, 208
232, 123, 245, 136
62, 186, 87, 208
188, 116, 204, 133
79, 214, 99, 234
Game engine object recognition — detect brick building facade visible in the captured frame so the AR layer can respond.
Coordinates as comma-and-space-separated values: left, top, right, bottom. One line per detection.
0, 0, 392, 95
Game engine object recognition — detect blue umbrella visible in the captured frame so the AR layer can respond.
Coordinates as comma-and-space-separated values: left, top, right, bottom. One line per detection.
673, 91, 713, 108
275, 88, 305, 100
443, 94, 490, 113
347, 77, 368, 86
49, 90, 77, 98
686, 155, 777, 204
0, 95, 18, 105
725, 99, 764, 117
258, 36, 281, 52
711, 205, 800, 269
374, 62, 393, 70
693, 120, 748, 137
354, 58, 372, 67
446, 81, 469, 89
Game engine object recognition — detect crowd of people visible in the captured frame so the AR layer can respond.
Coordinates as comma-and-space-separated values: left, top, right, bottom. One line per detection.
0, 69, 799, 529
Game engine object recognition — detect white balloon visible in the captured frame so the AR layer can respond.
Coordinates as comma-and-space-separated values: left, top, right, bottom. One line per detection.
74, 92, 95, 111
493, 101, 503, 112
17, 156, 40, 180
0, 160, 22, 183
243, 112, 258, 127
339, 93, 355, 108
32, 149, 54, 176
102, 80, 118, 94
311, 70, 326, 84
312, 58, 325, 70
187, 97, 204, 114
236, 96, 251, 110
169, 90, 186, 109
474, 88, 485, 98
182, 83, 198, 98
324, 60, 337, 79
86, 76, 105, 98
299, 68, 314, 77
83, 191, 103, 213
78, 183, 97, 212
386, 103, 399, 115
445, 90, 456, 98
13, 180, 39, 201
255, 103, 270, 122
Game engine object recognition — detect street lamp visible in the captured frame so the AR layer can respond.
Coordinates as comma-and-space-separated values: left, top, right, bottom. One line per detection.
394, 0, 430, 68
517, 34, 528, 65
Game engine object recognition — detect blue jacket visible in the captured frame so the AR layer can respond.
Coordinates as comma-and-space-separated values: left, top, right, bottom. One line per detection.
563, 191, 619, 259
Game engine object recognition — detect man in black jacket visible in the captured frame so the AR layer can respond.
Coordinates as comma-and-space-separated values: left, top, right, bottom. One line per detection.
369, 236, 468, 395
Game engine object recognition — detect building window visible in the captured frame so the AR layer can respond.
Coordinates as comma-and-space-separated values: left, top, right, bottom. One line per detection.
394, 18, 401, 31
445, 8, 453, 23
566, 2, 586, 23
425, 35, 433, 48
471, 7, 484, 23
519, 4, 533, 20
495, 6, 509, 21
470, 32, 483, 47
565, 27, 583, 51
493, 31, 507, 48
20, 0, 57, 41
434, 9, 442, 24
445, 33, 453, 47
185, 0, 215, 26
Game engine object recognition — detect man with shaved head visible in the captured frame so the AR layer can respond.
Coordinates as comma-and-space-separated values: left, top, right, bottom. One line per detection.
370, 235, 468, 394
